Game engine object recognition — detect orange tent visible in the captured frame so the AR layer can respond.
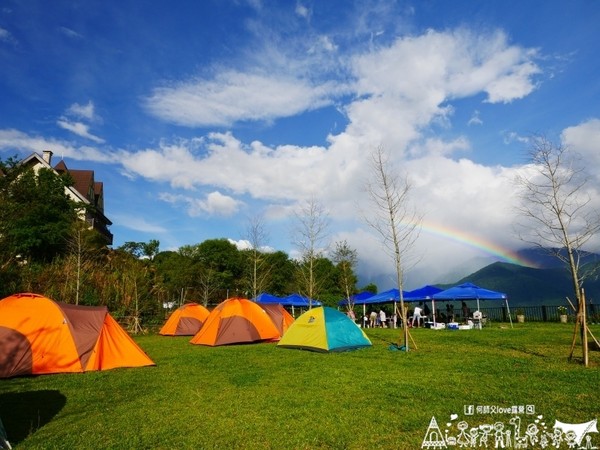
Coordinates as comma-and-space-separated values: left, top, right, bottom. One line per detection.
260, 303, 294, 337
190, 298, 281, 346
159, 302, 210, 336
0, 293, 155, 378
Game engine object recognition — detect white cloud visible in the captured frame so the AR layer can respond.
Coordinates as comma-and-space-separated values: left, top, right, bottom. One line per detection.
468, 110, 483, 126
66, 101, 98, 121
57, 101, 104, 142
503, 131, 530, 145
159, 191, 243, 217
57, 119, 105, 143
59, 26, 83, 39
111, 214, 168, 234
295, 3, 310, 20
144, 71, 339, 127
0, 129, 114, 162
0, 26, 16, 44
562, 118, 600, 170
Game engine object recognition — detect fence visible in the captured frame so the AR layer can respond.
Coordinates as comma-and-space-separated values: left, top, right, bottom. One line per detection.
477, 304, 600, 323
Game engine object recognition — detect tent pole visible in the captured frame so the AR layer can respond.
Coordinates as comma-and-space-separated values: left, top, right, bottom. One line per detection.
505, 299, 513, 328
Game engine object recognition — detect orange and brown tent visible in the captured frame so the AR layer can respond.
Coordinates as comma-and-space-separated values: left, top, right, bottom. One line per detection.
260, 303, 294, 337
0, 293, 155, 378
190, 298, 281, 346
159, 302, 210, 336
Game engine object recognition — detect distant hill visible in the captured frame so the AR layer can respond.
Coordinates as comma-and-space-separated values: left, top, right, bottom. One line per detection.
451, 261, 600, 306
515, 247, 600, 270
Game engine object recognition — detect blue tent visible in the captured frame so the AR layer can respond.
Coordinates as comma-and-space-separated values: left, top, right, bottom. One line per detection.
404, 285, 443, 301
337, 291, 375, 307
255, 293, 321, 307
433, 282, 506, 302
283, 293, 322, 307
361, 288, 406, 304
255, 293, 283, 304
433, 282, 511, 326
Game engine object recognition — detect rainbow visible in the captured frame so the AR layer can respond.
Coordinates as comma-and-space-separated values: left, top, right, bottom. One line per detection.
412, 220, 540, 268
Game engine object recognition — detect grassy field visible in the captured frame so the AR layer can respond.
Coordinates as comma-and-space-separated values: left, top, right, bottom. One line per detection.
1, 322, 598, 449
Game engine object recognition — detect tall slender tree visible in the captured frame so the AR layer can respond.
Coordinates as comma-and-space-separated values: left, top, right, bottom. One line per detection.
515, 135, 600, 366
331, 240, 358, 312
365, 145, 421, 351
292, 197, 330, 307
244, 214, 271, 300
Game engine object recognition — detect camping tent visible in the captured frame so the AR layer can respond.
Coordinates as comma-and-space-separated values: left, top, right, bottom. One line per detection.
432, 282, 512, 327
254, 293, 284, 304
260, 303, 295, 336
337, 291, 375, 307
190, 298, 281, 346
277, 306, 372, 352
159, 302, 210, 336
255, 293, 321, 307
281, 293, 322, 307
404, 285, 443, 301
256, 292, 321, 316
0, 293, 155, 378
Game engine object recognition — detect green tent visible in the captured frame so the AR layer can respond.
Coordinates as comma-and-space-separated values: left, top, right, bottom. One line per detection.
277, 306, 372, 352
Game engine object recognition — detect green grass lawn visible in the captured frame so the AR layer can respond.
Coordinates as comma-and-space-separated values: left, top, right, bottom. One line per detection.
1, 322, 598, 449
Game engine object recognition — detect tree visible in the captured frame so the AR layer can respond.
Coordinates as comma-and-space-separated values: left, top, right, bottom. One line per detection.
331, 240, 358, 312
0, 160, 78, 263
515, 135, 600, 366
365, 145, 421, 351
118, 240, 160, 260
61, 223, 107, 305
263, 251, 295, 295
179, 239, 244, 304
291, 197, 330, 307
243, 214, 271, 300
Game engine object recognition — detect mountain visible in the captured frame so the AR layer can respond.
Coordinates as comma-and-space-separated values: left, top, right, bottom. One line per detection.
515, 247, 600, 270
451, 261, 600, 306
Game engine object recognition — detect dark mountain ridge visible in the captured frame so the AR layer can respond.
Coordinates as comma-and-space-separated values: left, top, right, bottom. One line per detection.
451, 260, 600, 307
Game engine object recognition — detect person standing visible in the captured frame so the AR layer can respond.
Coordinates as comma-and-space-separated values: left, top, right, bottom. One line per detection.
379, 309, 387, 328
411, 303, 423, 327
461, 301, 469, 323
369, 310, 377, 328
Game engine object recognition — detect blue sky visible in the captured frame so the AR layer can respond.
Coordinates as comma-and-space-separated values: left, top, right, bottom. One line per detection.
2, 0, 600, 289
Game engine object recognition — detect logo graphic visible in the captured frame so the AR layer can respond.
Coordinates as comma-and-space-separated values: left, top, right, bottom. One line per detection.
421, 409, 598, 449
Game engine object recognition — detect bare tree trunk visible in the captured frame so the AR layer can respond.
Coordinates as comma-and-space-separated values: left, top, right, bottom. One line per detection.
515, 136, 599, 365
292, 197, 330, 308
245, 214, 270, 300
366, 145, 421, 351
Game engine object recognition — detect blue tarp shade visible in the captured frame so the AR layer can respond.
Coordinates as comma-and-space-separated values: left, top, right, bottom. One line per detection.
255, 292, 321, 307
432, 282, 506, 302
283, 293, 322, 307
432, 282, 511, 327
337, 291, 375, 307
361, 288, 407, 304
255, 293, 283, 304
404, 285, 443, 301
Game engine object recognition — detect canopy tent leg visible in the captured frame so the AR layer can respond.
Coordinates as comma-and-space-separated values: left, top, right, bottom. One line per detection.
505, 299, 513, 328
